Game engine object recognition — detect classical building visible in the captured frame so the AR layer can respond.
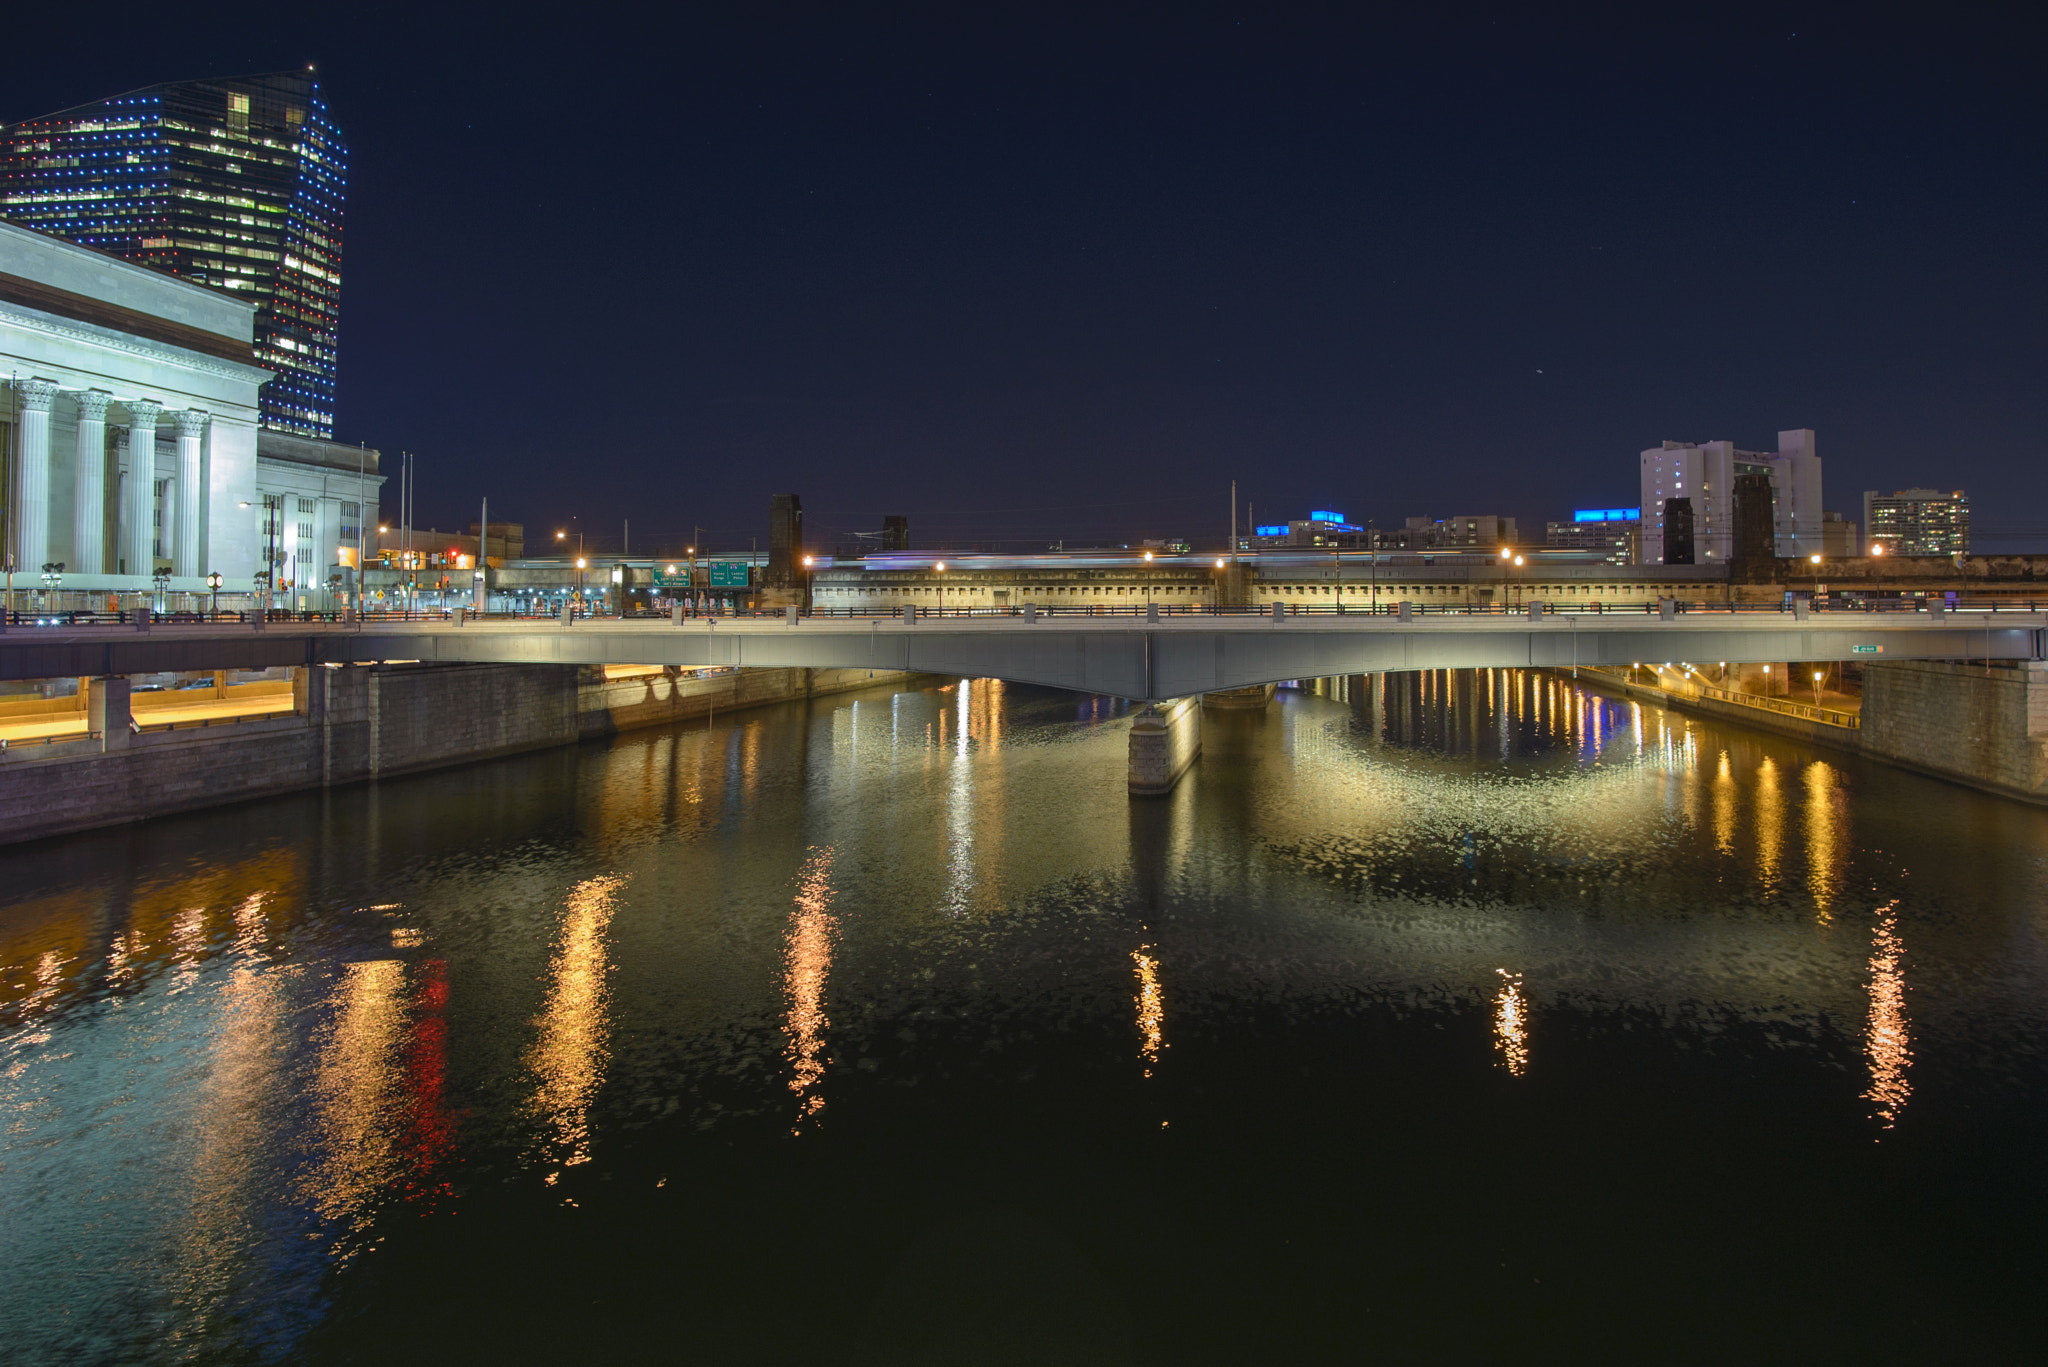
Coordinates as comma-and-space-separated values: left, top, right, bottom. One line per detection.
0, 67, 346, 439
1863, 488, 1968, 556
1639, 429, 1821, 565
1, 219, 380, 607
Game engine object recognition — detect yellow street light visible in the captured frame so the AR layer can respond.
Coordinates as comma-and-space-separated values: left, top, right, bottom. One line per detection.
1143, 550, 1153, 562
1513, 555, 1524, 566
1809, 553, 1822, 565
1870, 543, 1885, 556
1499, 547, 1512, 560
1214, 558, 1225, 569
575, 557, 586, 570
934, 561, 946, 572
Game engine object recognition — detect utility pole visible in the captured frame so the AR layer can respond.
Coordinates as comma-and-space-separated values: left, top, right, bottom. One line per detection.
1230, 480, 1236, 564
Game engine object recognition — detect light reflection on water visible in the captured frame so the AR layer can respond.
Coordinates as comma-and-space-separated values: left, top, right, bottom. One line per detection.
0, 669, 2041, 1361
528, 873, 627, 1184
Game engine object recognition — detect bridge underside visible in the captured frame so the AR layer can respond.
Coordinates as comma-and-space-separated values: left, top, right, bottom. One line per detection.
3, 618, 2042, 699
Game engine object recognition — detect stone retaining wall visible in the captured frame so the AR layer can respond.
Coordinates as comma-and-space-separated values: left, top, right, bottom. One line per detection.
0, 663, 922, 844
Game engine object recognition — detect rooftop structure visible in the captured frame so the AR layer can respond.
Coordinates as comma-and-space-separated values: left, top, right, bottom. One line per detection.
1639, 429, 1820, 565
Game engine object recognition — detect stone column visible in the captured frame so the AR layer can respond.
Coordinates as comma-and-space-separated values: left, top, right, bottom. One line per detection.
174, 409, 207, 577
122, 400, 162, 578
13, 378, 57, 575
72, 390, 112, 574
87, 675, 132, 751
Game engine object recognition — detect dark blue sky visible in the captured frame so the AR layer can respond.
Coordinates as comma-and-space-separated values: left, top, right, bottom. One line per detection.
9, 4, 2044, 554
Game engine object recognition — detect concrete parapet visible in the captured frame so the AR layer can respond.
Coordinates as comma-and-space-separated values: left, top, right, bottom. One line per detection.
1129, 696, 1201, 795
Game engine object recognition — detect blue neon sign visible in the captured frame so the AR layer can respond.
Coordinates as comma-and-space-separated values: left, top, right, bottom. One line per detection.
1573, 508, 1641, 523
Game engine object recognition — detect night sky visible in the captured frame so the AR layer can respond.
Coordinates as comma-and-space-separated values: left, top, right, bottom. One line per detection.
8, 5, 2044, 555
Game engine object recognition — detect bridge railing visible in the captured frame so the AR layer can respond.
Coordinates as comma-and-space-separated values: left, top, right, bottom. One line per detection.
1, 598, 2042, 628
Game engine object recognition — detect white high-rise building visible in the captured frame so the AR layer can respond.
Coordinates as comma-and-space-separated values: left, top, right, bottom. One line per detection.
1639, 429, 1820, 565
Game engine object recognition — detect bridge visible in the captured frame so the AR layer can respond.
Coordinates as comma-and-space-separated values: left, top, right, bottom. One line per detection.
4, 608, 2041, 701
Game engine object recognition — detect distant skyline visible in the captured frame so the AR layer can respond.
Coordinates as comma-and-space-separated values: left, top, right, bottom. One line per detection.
6, 4, 2042, 555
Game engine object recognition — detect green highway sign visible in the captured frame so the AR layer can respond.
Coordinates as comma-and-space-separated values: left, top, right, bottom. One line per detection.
707, 562, 750, 588
1852, 644, 1883, 654
654, 567, 691, 588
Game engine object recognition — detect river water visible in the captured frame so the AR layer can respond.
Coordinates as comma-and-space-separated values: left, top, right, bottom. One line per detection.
2, 671, 2045, 1363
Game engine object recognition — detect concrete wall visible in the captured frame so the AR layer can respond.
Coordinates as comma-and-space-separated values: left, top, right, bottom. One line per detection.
0, 663, 923, 844
1860, 661, 2048, 801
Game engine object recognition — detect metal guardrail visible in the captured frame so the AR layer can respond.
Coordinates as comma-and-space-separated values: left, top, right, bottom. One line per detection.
1585, 666, 1862, 729
0, 729, 104, 751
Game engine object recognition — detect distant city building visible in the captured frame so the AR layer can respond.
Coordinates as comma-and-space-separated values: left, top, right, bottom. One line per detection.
1863, 488, 1968, 556
1546, 508, 1639, 564
1250, 509, 1364, 548
1821, 510, 1860, 558
1639, 429, 1820, 565
0, 67, 347, 440
882, 514, 909, 551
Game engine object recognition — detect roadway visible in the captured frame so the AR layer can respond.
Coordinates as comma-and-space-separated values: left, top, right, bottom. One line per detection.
4, 609, 2042, 701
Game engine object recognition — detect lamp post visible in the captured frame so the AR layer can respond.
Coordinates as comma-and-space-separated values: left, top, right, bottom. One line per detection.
1812, 669, 1824, 709
40, 561, 63, 611
802, 554, 815, 615
1498, 545, 1511, 612
1870, 542, 1885, 605
206, 570, 221, 619
575, 556, 587, 615
1142, 549, 1154, 614
151, 567, 169, 614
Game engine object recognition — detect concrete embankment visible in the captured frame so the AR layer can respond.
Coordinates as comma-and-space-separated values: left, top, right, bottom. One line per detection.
0, 664, 924, 844
1572, 661, 2048, 804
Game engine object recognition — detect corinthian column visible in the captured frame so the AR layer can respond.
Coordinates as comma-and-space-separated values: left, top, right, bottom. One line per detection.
13, 378, 57, 574
72, 390, 112, 575
174, 409, 208, 576
122, 400, 162, 578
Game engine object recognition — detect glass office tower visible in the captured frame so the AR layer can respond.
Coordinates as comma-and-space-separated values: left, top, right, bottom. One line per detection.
0, 68, 347, 439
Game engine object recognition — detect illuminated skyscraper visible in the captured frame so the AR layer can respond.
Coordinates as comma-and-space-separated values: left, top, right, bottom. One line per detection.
0, 67, 346, 439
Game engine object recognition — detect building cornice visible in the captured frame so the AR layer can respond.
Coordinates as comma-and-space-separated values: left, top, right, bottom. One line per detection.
0, 299, 273, 385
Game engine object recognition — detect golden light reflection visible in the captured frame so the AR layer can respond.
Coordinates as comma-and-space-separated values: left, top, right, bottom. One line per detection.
1133, 947, 1164, 1076
1712, 750, 1736, 855
1493, 969, 1529, 1076
528, 873, 627, 1181
1754, 757, 1784, 897
1804, 762, 1843, 922
1864, 901, 1912, 1132
783, 848, 838, 1132
303, 959, 408, 1244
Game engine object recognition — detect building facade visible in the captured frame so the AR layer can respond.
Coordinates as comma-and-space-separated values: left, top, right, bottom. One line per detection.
2, 219, 378, 606
1545, 508, 1639, 564
0, 68, 346, 439
1639, 429, 1821, 565
1863, 488, 1968, 556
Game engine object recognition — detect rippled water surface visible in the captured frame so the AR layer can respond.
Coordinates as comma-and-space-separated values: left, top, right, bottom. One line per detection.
4, 671, 2046, 1363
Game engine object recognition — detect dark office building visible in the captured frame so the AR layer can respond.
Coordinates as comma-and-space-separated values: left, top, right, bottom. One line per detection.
0, 68, 347, 439
768, 493, 804, 586
1662, 497, 1695, 565
882, 515, 909, 551
1731, 472, 1777, 578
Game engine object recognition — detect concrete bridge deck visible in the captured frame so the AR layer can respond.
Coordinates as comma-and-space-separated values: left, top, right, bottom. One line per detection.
4, 612, 2043, 701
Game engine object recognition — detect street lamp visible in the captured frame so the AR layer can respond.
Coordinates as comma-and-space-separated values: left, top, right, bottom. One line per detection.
40, 561, 63, 610
151, 567, 169, 613
802, 554, 815, 614
1812, 669, 1824, 708
1142, 549, 1154, 614
206, 570, 221, 618
1870, 542, 1885, 604
575, 556, 587, 612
